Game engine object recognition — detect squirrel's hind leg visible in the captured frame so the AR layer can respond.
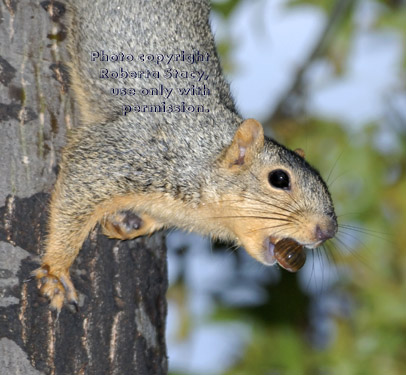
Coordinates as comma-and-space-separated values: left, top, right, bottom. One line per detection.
101, 211, 163, 240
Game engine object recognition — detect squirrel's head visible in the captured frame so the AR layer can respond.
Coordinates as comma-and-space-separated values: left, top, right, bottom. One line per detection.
216, 118, 337, 271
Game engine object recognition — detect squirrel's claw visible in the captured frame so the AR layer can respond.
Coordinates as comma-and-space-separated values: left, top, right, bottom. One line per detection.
32, 265, 78, 313
71, 300, 79, 313
23, 274, 35, 283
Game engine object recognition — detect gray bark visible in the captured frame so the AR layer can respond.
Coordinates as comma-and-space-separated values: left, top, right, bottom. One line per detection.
0, 1, 168, 374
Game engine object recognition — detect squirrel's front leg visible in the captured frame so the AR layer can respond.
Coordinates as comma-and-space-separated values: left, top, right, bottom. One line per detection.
33, 189, 163, 311
101, 211, 163, 240
32, 181, 99, 312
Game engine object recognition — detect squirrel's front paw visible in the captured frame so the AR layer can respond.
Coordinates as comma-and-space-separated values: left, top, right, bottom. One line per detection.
32, 265, 78, 312
101, 211, 161, 239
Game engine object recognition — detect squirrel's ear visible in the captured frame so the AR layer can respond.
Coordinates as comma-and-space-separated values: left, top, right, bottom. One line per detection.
222, 119, 264, 170
294, 148, 306, 159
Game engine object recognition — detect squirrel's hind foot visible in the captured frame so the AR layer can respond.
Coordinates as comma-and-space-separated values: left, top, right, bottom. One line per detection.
32, 265, 78, 312
101, 211, 162, 239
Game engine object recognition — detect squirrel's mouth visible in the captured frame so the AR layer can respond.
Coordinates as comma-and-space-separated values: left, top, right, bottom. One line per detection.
264, 237, 306, 272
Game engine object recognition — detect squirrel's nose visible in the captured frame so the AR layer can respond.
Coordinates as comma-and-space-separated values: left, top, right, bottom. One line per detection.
315, 220, 337, 242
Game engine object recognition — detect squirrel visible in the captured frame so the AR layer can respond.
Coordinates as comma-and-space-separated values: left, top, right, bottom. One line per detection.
33, 0, 338, 312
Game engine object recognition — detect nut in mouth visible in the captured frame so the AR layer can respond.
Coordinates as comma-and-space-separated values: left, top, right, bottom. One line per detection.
265, 237, 306, 272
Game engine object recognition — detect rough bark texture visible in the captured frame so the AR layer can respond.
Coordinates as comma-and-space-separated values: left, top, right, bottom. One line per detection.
0, 1, 168, 374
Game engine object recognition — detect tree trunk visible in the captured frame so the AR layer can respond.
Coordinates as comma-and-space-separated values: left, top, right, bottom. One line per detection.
0, 2, 168, 374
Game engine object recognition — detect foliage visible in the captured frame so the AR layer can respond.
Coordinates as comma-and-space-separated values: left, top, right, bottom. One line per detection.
211, 0, 242, 18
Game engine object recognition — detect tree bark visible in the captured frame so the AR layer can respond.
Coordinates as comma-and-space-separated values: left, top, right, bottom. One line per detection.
0, 2, 168, 374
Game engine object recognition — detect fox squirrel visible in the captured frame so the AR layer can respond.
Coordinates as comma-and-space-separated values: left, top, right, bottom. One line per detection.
34, 0, 337, 311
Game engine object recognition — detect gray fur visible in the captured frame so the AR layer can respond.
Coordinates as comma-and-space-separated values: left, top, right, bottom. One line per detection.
62, 0, 335, 234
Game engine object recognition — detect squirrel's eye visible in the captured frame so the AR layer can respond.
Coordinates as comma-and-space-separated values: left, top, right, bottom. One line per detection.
268, 169, 290, 190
